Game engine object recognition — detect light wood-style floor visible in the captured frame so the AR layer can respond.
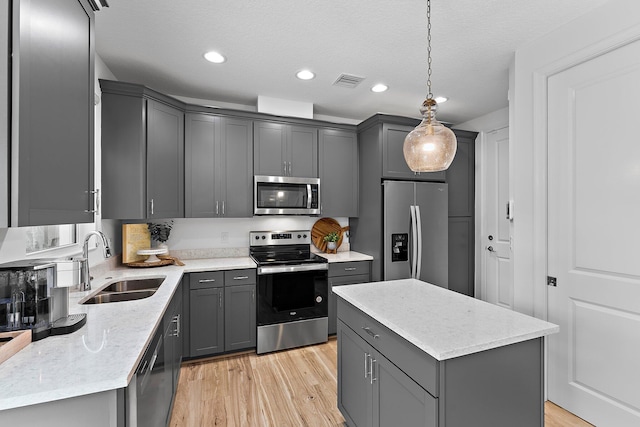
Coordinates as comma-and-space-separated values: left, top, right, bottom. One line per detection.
169, 339, 593, 427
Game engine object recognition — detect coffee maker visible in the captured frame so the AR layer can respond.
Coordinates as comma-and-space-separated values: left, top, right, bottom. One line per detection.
0, 259, 86, 341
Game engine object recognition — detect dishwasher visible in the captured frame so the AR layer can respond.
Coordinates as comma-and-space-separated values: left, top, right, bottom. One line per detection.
128, 326, 170, 427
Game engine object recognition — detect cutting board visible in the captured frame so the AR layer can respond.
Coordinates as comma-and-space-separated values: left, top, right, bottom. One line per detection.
311, 218, 349, 253
0, 330, 31, 365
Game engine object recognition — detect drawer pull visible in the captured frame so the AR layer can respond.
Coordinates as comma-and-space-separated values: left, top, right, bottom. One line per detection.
198, 278, 217, 283
344, 267, 357, 271
362, 326, 380, 339
233, 276, 249, 280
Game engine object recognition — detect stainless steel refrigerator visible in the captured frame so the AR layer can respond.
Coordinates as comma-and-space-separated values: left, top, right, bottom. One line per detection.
383, 181, 448, 287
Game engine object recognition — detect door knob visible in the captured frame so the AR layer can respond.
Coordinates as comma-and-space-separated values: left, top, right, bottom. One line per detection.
487, 246, 495, 252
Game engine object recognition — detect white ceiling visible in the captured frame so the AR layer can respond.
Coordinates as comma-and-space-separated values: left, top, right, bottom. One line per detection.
95, 0, 610, 125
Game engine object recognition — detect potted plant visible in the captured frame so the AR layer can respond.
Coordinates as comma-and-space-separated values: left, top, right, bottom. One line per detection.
147, 220, 174, 250
323, 231, 340, 251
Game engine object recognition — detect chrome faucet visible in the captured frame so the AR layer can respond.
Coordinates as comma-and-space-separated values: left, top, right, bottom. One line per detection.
79, 231, 113, 291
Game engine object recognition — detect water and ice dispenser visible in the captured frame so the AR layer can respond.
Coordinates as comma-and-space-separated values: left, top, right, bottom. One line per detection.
391, 233, 408, 262
0, 259, 86, 341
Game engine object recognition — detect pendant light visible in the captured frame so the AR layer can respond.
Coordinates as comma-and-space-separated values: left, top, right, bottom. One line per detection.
403, 0, 457, 172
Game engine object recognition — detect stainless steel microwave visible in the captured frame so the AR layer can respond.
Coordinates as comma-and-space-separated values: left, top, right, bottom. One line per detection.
254, 175, 320, 215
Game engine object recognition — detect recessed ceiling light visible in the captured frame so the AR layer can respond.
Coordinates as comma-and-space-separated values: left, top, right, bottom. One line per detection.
435, 96, 448, 103
371, 84, 388, 93
296, 70, 315, 80
204, 51, 226, 64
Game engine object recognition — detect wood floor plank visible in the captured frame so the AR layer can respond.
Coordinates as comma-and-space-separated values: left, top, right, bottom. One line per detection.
170, 339, 587, 427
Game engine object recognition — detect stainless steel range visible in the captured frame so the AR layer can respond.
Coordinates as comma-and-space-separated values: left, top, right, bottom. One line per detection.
250, 230, 328, 354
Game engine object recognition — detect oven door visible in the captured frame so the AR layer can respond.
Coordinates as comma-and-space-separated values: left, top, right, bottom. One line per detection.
257, 268, 328, 326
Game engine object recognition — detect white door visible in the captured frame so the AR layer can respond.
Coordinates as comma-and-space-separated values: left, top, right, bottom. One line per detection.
547, 39, 640, 426
480, 127, 513, 309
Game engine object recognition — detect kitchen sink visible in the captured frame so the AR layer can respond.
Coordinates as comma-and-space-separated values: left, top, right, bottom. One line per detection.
82, 290, 157, 304
100, 278, 165, 293
80, 277, 165, 305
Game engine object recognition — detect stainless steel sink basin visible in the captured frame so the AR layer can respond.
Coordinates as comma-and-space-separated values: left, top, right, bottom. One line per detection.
82, 290, 157, 304
80, 277, 165, 305
100, 278, 165, 293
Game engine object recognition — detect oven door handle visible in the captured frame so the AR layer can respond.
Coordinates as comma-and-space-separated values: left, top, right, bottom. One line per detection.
258, 263, 328, 275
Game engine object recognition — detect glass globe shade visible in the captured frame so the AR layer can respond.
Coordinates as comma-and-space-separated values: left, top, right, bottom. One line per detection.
403, 99, 457, 172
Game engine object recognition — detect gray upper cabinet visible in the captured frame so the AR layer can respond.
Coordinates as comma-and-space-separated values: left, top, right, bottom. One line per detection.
100, 80, 185, 219
185, 113, 253, 218
254, 121, 318, 177
7, 0, 96, 226
319, 129, 358, 217
382, 123, 445, 182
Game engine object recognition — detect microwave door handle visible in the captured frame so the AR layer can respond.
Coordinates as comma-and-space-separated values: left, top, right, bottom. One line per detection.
307, 184, 312, 209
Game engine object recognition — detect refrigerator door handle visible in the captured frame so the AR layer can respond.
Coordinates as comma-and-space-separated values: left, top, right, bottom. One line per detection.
410, 205, 418, 278
415, 204, 423, 280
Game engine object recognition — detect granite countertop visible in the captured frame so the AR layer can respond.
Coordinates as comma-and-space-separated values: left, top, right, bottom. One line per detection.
316, 251, 373, 263
333, 279, 559, 361
0, 257, 256, 411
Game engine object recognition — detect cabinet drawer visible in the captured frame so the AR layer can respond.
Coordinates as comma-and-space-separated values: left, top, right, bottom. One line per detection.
190, 271, 224, 289
224, 269, 256, 286
328, 261, 371, 277
337, 298, 439, 397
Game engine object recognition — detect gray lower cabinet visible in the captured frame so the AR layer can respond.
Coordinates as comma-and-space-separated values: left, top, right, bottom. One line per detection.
337, 298, 544, 427
254, 121, 318, 177
328, 261, 371, 335
6, 0, 96, 226
188, 269, 256, 358
338, 320, 437, 427
100, 80, 185, 219
185, 113, 253, 217
319, 129, 359, 217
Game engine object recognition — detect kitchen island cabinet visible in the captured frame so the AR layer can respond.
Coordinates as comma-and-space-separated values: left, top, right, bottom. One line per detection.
335, 279, 558, 427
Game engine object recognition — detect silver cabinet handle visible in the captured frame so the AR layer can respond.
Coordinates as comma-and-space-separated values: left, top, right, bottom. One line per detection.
149, 198, 154, 216
233, 276, 249, 280
364, 352, 369, 378
370, 357, 377, 384
222, 201, 225, 216
362, 326, 380, 339
283, 161, 287, 175
172, 314, 181, 338
344, 267, 357, 271
198, 278, 217, 283
216, 201, 219, 215
219, 292, 222, 308
288, 161, 292, 176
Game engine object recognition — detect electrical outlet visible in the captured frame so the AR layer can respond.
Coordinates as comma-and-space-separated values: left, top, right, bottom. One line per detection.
221, 232, 229, 243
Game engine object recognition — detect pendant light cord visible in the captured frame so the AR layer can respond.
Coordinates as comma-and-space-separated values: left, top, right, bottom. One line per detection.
426, 0, 433, 101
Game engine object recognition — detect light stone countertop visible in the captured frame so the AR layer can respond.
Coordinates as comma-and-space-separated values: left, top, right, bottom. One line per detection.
0, 257, 255, 411
334, 278, 559, 361
316, 251, 373, 263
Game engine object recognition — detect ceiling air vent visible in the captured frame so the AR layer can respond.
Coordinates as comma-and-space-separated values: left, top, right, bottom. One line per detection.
333, 74, 365, 89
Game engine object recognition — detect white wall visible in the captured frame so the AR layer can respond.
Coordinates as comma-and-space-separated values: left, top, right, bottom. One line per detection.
511, 0, 640, 316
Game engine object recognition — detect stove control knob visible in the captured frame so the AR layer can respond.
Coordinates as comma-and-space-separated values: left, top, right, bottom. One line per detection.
316, 296, 323, 303
303, 234, 307, 238
261, 236, 266, 239
297, 234, 301, 239
255, 236, 260, 240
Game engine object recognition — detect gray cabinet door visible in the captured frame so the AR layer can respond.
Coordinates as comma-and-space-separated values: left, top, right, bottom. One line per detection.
448, 217, 474, 296
446, 135, 474, 217
288, 125, 318, 178
185, 113, 219, 217
373, 350, 437, 427
382, 123, 445, 182
11, 0, 95, 226
338, 321, 373, 427
224, 284, 256, 352
219, 117, 253, 217
319, 129, 358, 217
254, 121, 287, 176
147, 99, 184, 219
189, 287, 224, 357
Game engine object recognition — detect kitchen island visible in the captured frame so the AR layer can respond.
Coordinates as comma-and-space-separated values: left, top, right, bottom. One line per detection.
334, 279, 559, 427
